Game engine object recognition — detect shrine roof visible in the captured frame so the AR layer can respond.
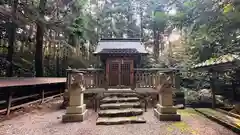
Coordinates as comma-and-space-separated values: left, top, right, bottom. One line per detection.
191, 54, 240, 71
98, 48, 139, 54
93, 38, 148, 55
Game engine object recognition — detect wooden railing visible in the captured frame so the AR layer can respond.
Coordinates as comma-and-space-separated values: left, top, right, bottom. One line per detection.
134, 68, 177, 89
66, 68, 178, 89
84, 72, 105, 88
135, 72, 159, 88
66, 68, 105, 89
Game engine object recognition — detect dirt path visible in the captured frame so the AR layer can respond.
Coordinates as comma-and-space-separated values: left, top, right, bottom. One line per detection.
0, 100, 237, 135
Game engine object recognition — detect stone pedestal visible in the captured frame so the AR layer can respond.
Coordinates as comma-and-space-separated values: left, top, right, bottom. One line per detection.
62, 104, 87, 122
154, 88, 181, 121
62, 80, 88, 122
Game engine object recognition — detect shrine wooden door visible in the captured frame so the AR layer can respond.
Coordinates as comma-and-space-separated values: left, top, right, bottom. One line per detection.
108, 61, 119, 86
107, 59, 133, 87
120, 60, 132, 86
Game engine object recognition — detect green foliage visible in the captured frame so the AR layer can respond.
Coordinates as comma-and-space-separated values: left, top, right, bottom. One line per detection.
223, 3, 233, 14
154, 11, 167, 31
69, 17, 84, 36
168, 0, 240, 65
0, 0, 102, 77
99, 0, 141, 38
182, 87, 226, 106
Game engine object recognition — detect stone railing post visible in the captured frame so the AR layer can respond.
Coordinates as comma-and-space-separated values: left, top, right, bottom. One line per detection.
62, 70, 87, 122
154, 72, 181, 121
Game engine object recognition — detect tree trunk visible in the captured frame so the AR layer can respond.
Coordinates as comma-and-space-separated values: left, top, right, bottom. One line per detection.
140, 5, 143, 41
6, 23, 16, 77
153, 24, 160, 62
35, 0, 47, 77
127, 5, 134, 38
6, 0, 18, 77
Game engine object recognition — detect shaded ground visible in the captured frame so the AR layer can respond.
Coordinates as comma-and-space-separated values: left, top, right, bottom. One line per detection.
0, 100, 238, 135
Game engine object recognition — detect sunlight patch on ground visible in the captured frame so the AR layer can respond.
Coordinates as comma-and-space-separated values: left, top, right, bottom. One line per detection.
166, 122, 200, 135
165, 109, 200, 135
177, 108, 198, 116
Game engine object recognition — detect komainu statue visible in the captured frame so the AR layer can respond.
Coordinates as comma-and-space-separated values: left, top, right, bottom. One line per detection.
157, 75, 172, 94
62, 71, 87, 122
154, 72, 181, 121
70, 72, 84, 90
61, 71, 84, 109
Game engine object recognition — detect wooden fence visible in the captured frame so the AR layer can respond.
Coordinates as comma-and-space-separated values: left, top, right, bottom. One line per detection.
84, 72, 105, 88
66, 68, 178, 89
134, 68, 176, 89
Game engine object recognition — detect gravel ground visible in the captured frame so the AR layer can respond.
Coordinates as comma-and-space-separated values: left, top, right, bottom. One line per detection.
0, 100, 237, 135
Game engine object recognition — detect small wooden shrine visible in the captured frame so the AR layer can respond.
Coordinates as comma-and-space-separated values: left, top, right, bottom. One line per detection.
63, 38, 182, 123
93, 38, 148, 88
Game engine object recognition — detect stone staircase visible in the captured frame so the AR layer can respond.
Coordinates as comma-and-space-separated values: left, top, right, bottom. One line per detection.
96, 93, 146, 125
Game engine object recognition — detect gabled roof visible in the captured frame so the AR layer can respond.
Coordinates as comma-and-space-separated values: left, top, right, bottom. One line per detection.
99, 48, 139, 54
93, 38, 148, 54
191, 54, 240, 70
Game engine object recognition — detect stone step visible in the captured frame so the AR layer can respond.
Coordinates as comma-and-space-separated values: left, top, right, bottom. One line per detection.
101, 97, 139, 103
103, 93, 138, 97
96, 116, 146, 125
98, 108, 143, 117
108, 88, 132, 90
100, 102, 141, 109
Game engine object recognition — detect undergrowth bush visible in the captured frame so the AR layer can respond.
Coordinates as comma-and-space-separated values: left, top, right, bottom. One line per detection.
181, 87, 232, 107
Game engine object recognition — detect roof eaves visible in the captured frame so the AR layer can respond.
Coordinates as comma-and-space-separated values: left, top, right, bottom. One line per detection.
100, 38, 141, 42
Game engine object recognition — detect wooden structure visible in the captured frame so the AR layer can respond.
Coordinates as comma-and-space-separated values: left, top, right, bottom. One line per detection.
66, 38, 180, 90
65, 67, 178, 111
0, 77, 66, 115
93, 38, 148, 88
191, 54, 240, 108
73, 67, 178, 91
63, 39, 182, 123
62, 38, 183, 123
62, 39, 180, 111
0, 78, 66, 88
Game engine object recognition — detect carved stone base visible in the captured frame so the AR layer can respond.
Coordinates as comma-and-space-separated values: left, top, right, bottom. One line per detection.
156, 104, 176, 114
66, 104, 86, 114
62, 109, 87, 122
62, 104, 87, 123
154, 104, 181, 121
154, 109, 181, 121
